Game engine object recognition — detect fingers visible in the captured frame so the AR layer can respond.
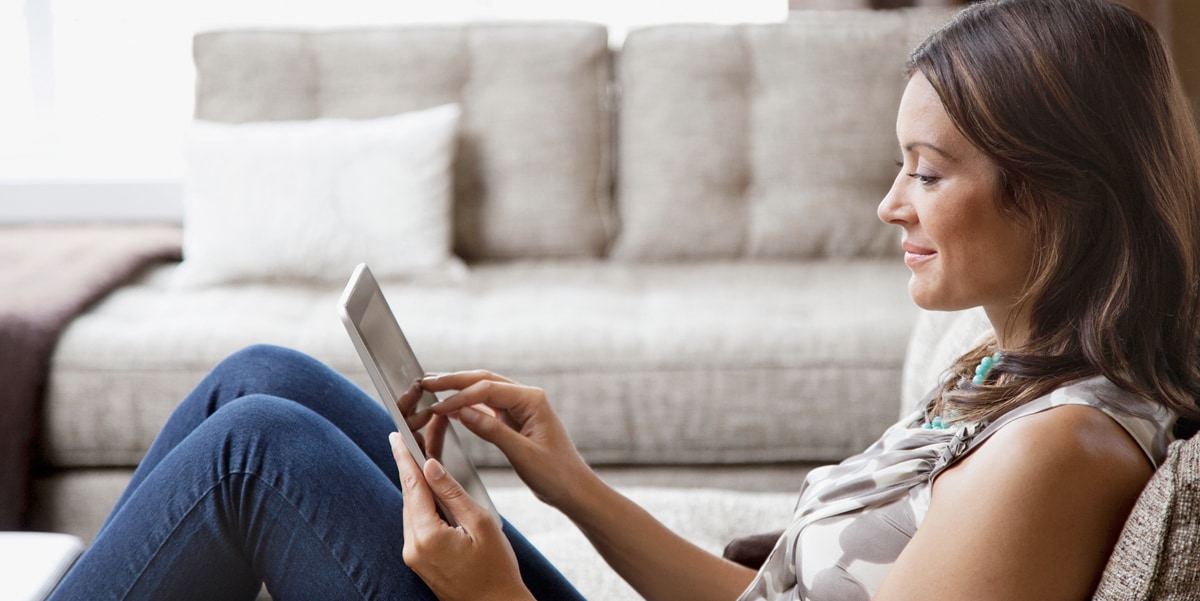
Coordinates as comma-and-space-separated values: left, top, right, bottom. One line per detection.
393, 430, 492, 534
453, 405, 530, 457
420, 370, 514, 394
422, 458, 495, 531
401, 381, 434, 432
391, 432, 444, 533
424, 374, 542, 417
425, 413, 449, 461
419, 372, 549, 453
398, 380, 423, 415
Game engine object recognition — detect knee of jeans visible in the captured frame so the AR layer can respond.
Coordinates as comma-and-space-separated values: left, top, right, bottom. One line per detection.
219, 344, 310, 371
201, 395, 338, 478
215, 395, 326, 444
211, 344, 327, 387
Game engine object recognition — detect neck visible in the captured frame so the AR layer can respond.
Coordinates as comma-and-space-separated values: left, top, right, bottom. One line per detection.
984, 303, 1031, 349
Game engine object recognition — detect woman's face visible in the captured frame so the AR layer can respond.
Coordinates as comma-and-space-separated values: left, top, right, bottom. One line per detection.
878, 73, 1035, 325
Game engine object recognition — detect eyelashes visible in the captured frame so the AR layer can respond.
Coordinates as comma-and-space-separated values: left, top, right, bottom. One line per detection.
895, 160, 939, 186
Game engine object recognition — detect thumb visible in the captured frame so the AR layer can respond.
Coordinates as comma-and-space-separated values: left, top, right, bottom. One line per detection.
455, 406, 528, 456
423, 458, 487, 529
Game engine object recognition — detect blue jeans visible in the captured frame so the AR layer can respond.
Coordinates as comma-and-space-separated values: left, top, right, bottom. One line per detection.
48, 345, 586, 601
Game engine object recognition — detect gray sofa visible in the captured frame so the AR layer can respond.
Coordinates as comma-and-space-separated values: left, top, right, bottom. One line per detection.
44, 8, 1200, 600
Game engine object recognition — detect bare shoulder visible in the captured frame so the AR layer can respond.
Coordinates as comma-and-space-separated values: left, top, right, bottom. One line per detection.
937, 403, 1154, 541
876, 404, 1153, 601
967, 403, 1154, 485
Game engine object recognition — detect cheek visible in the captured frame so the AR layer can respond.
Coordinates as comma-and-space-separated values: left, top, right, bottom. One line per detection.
971, 224, 1036, 297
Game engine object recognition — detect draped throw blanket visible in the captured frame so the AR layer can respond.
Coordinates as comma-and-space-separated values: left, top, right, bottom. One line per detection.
0, 224, 182, 530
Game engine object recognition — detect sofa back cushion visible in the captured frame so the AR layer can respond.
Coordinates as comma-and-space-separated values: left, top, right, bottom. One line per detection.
611, 9, 952, 261
193, 24, 614, 261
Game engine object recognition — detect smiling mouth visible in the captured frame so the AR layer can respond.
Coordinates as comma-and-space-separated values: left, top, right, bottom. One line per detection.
902, 243, 936, 267
904, 251, 935, 267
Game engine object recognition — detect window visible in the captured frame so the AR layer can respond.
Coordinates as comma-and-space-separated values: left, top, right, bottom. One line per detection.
0, 0, 43, 159
0, 0, 783, 219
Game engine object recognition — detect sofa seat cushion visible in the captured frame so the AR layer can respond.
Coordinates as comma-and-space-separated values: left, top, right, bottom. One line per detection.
43, 260, 916, 469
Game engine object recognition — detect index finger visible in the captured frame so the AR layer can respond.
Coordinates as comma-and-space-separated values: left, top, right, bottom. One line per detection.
426, 379, 540, 418
420, 370, 514, 393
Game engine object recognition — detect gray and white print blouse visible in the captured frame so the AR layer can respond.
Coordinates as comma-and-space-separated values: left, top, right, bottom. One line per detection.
737, 376, 1175, 601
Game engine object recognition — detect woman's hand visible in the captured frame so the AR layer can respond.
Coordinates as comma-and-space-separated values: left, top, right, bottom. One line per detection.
390, 432, 534, 601
417, 372, 757, 601
419, 371, 593, 509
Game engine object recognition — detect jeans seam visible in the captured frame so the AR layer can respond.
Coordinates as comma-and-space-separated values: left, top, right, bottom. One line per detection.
227, 470, 374, 601
121, 472, 372, 601
121, 479, 225, 599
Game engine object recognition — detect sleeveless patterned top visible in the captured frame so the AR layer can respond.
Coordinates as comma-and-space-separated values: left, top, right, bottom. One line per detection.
736, 376, 1176, 601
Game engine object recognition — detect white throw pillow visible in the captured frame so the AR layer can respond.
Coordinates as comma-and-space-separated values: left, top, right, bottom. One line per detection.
175, 104, 464, 287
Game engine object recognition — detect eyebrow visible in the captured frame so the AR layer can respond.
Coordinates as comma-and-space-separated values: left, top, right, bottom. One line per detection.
903, 142, 957, 161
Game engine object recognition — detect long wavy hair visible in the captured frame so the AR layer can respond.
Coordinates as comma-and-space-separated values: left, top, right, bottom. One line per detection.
912, 0, 1200, 429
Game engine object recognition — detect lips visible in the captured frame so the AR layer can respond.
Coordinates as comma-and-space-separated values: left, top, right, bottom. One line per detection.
902, 241, 936, 267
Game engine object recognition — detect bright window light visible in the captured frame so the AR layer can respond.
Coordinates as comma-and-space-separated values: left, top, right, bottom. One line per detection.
0, 0, 40, 158
0, 0, 785, 183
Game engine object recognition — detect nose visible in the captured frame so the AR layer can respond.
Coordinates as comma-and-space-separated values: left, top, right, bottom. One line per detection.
877, 173, 913, 226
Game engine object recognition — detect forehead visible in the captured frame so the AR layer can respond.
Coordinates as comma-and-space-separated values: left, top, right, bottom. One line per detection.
896, 73, 970, 157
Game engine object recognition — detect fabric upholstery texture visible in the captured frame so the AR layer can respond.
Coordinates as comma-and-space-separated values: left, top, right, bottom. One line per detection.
177, 105, 463, 286
193, 24, 613, 261
611, 10, 951, 260
1093, 437, 1200, 600
44, 260, 917, 469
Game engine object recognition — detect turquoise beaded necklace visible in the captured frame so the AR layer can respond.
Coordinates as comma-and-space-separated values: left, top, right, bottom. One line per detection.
972, 351, 1003, 385
923, 351, 1002, 430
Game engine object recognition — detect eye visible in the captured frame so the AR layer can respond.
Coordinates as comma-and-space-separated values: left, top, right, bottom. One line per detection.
895, 160, 940, 186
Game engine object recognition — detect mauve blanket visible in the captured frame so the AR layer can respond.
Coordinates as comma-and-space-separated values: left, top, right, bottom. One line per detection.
0, 224, 182, 530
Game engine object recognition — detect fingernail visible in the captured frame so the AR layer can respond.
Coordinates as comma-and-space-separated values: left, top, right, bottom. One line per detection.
389, 432, 401, 448
421, 373, 442, 382
426, 459, 447, 480
459, 407, 481, 424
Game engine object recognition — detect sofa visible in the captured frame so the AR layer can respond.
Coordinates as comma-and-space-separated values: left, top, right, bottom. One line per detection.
25, 7, 1198, 600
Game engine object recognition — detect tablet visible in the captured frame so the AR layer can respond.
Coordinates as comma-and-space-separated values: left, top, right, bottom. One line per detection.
338, 263, 498, 526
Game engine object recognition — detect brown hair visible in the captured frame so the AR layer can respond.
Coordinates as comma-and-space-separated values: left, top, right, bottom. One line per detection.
910, 0, 1200, 428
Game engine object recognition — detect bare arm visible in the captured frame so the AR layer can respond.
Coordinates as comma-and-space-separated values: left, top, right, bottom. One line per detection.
555, 469, 757, 601
423, 371, 757, 601
874, 404, 1153, 601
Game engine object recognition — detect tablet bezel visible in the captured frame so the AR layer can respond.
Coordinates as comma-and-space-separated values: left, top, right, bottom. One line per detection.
338, 263, 499, 526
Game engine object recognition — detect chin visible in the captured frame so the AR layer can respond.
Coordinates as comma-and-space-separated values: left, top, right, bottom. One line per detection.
907, 279, 964, 312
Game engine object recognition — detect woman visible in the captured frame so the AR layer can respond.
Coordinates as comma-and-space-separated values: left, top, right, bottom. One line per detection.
49, 0, 1200, 599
